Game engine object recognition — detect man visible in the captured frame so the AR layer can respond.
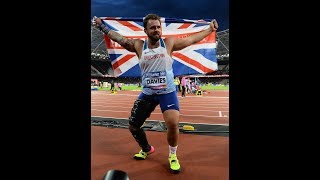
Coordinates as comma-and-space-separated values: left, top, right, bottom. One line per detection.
93, 14, 218, 173
181, 76, 187, 97
109, 80, 115, 91
174, 76, 180, 93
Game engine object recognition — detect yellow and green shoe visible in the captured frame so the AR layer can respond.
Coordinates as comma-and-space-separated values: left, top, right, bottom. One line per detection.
169, 154, 181, 173
133, 146, 155, 160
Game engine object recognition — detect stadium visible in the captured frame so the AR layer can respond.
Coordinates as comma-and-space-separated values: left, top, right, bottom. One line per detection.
91, 21, 229, 180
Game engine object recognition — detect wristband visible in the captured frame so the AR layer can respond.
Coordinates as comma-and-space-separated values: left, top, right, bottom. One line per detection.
98, 23, 111, 35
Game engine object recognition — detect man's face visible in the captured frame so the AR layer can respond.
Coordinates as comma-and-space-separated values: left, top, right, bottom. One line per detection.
144, 19, 162, 41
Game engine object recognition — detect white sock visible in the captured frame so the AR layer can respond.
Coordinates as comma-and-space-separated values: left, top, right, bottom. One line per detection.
169, 145, 178, 156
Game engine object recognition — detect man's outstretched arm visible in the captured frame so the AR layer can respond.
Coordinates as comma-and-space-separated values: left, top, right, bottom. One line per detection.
92, 17, 138, 52
170, 19, 218, 52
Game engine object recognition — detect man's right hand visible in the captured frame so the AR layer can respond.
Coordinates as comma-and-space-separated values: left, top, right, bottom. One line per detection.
92, 16, 103, 27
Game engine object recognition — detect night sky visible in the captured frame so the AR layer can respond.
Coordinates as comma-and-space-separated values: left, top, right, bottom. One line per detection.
91, 0, 229, 31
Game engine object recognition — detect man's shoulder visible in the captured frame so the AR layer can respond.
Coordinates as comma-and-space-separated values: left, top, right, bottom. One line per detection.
164, 37, 175, 49
164, 37, 175, 42
132, 39, 144, 53
134, 39, 144, 47
133, 38, 144, 43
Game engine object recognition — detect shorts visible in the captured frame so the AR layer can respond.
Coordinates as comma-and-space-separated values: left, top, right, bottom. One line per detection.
138, 91, 180, 113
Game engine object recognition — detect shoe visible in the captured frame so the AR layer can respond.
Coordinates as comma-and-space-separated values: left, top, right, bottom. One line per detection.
133, 146, 155, 160
168, 154, 181, 173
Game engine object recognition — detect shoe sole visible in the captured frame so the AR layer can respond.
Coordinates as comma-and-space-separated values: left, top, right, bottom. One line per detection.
170, 167, 181, 174
133, 156, 146, 160
169, 161, 181, 174
133, 151, 154, 160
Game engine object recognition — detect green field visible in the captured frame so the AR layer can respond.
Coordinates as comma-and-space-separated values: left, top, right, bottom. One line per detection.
200, 85, 229, 90
96, 85, 229, 91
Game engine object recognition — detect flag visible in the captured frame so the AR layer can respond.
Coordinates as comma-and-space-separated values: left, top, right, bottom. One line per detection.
101, 17, 217, 77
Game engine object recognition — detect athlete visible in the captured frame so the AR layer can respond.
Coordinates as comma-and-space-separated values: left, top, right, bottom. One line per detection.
93, 14, 218, 173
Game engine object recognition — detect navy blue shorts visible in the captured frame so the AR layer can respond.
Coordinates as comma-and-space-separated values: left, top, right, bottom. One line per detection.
138, 91, 180, 113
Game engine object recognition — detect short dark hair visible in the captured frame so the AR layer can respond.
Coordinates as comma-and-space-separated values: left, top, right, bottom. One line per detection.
143, 14, 161, 28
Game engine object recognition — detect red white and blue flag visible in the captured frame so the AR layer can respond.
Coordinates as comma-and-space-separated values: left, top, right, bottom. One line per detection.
101, 17, 217, 77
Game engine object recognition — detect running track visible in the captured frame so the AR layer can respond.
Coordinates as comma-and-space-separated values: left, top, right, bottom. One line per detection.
91, 90, 229, 125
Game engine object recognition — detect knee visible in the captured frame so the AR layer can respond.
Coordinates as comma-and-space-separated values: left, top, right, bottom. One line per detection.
129, 124, 139, 132
166, 120, 179, 130
129, 99, 157, 129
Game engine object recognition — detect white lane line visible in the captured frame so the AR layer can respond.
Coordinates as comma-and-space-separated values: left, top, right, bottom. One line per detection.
92, 109, 228, 118
91, 102, 228, 108
91, 104, 228, 112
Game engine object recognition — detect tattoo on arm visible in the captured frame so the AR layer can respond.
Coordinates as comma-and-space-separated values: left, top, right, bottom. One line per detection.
110, 32, 135, 51
116, 36, 127, 47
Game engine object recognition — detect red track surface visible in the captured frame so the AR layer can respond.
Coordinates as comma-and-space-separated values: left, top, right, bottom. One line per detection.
91, 90, 229, 180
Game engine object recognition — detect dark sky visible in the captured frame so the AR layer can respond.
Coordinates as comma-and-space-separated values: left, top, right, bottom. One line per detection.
91, 0, 229, 31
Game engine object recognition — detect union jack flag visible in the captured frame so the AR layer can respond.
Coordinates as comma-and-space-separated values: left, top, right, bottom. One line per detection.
101, 17, 217, 77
